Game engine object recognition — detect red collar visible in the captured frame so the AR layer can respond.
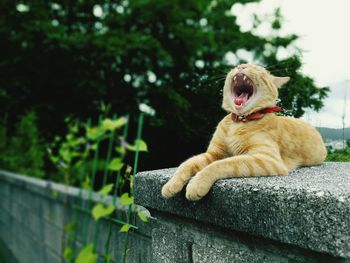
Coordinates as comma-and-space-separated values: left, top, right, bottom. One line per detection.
231, 106, 283, 122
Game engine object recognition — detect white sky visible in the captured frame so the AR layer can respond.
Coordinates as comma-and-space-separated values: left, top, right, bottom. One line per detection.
233, 0, 350, 128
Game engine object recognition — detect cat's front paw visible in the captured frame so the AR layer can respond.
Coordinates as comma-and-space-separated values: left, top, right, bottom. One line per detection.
185, 173, 212, 201
161, 179, 184, 199
161, 167, 193, 199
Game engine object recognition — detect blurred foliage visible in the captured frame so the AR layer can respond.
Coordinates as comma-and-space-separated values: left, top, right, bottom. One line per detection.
0, 0, 329, 170
326, 140, 350, 162
54, 113, 147, 262
49, 116, 131, 188
0, 111, 45, 177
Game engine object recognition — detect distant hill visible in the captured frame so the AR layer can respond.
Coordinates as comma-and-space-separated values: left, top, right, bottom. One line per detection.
316, 127, 350, 140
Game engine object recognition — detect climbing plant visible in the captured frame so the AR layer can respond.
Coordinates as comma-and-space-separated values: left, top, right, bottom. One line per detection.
48, 108, 150, 263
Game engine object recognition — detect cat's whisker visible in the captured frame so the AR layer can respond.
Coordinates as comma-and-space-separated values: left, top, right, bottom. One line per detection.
205, 72, 228, 82
265, 57, 304, 72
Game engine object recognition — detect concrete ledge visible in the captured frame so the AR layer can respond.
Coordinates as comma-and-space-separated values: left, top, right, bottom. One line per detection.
135, 162, 350, 258
0, 170, 143, 213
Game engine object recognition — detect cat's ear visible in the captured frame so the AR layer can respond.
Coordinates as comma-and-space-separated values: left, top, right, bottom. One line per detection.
273, 76, 290, 88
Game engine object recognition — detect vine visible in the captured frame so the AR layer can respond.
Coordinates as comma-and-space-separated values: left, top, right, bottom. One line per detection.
48, 108, 150, 263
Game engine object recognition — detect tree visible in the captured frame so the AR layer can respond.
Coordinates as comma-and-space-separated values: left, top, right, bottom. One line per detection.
0, 0, 329, 170
0, 112, 45, 177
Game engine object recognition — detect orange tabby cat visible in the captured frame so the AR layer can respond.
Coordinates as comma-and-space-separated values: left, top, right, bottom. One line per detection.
162, 63, 327, 201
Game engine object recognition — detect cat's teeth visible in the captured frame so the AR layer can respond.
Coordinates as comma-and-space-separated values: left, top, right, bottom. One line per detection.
234, 76, 236, 80
243, 76, 247, 81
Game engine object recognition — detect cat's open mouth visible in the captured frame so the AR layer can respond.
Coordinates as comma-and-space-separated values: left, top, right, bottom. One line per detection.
231, 73, 256, 108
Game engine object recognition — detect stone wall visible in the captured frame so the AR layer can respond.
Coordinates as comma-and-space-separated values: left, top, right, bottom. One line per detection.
135, 163, 350, 263
0, 170, 152, 263
1, 162, 350, 263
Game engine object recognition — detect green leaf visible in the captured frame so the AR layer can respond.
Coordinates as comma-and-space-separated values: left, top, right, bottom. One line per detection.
64, 247, 73, 261
108, 158, 124, 171
119, 224, 131, 232
91, 143, 98, 150
137, 211, 148, 222
75, 243, 97, 263
59, 148, 72, 163
98, 183, 114, 195
82, 176, 91, 190
64, 221, 76, 233
92, 204, 115, 221
86, 126, 105, 140
51, 190, 59, 197
136, 139, 148, 151
115, 146, 126, 155
125, 139, 148, 152
49, 155, 59, 164
102, 117, 127, 131
105, 253, 113, 263
119, 193, 134, 206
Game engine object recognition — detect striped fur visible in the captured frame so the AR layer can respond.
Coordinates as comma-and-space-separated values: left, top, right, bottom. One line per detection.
162, 64, 327, 201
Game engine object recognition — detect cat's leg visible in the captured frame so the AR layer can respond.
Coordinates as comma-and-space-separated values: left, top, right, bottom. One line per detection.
161, 152, 221, 198
161, 119, 229, 198
186, 152, 288, 201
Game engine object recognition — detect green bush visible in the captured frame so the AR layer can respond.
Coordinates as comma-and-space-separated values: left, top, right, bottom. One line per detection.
326, 145, 350, 162
0, 111, 45, 177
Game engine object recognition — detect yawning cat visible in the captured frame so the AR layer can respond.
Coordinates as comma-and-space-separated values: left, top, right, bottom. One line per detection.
162, 64, 327, 201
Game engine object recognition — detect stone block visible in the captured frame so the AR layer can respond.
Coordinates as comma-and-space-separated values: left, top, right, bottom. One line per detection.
151, 226, 192, 263
44, 220, 63, 255
135, 163, 350, 258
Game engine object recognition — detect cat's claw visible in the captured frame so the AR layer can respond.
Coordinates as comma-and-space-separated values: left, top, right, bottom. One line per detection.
185, 175, 212, 201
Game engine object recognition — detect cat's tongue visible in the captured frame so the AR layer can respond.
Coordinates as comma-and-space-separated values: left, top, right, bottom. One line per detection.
234, 93, 249, 106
